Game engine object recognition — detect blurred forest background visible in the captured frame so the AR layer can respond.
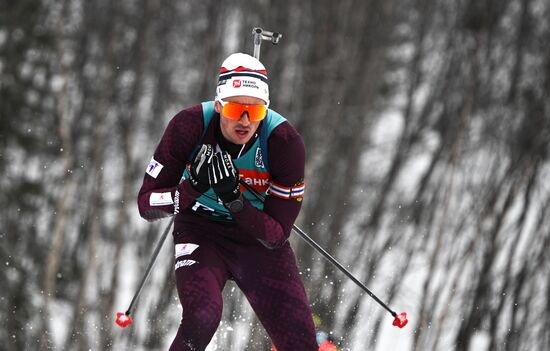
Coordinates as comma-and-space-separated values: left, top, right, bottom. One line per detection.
1, 0, 550, 350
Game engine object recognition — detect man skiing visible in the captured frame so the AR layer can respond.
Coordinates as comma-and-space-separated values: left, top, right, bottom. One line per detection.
137, 53, 318, 351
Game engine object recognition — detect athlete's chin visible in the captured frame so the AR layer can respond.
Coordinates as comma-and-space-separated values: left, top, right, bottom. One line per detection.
230, 131, 252, 144
230, 138, 251, 145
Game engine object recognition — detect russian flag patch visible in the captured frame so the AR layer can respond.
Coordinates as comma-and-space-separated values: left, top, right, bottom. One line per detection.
268, 181, 305, 200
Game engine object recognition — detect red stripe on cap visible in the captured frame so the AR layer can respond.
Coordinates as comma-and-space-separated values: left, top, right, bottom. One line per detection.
220, 66, 267, 75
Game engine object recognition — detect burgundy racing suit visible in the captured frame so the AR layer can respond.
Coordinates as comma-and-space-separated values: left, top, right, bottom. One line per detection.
137, 104, 318, 351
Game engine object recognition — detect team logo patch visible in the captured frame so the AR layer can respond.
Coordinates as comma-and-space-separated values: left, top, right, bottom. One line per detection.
146, 157, 164, 178
233, 79, 242, 88
255, 148, 264, 168
149, 192, 173, 206
175, 243, 199, 258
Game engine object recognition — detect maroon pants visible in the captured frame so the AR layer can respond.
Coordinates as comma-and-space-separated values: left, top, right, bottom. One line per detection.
169, 219, 318, 351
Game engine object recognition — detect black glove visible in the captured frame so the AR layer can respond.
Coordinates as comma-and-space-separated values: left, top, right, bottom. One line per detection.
208, 151, 241, 204
189, 144, 213, 193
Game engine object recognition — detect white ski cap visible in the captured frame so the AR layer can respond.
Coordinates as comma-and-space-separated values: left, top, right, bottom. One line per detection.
216, 53, 269, 105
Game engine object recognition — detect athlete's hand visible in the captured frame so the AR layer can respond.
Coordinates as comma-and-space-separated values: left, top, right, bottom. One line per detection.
189, 144, 213, 193
209, 151, 241, 203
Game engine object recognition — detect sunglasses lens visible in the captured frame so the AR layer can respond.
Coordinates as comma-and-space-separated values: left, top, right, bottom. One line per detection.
221, 103, 243, 120
247, 105, 267, 121
221, 102, 267, 121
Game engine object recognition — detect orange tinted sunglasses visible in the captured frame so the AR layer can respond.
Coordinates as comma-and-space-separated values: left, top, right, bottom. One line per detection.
218, 100, 268, 122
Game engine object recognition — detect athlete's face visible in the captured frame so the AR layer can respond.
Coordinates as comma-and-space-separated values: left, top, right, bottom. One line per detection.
215, 96, 264, 145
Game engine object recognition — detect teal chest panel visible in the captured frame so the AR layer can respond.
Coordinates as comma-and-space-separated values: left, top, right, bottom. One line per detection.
183, 101, 286, 221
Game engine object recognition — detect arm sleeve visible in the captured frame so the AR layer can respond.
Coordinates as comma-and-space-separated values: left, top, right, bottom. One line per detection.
231, 121, 305, 248
137, 105, 205, 221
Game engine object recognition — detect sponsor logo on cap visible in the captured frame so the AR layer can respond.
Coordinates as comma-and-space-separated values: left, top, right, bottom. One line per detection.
242, 79, 259, 89
233, 80, 242, 88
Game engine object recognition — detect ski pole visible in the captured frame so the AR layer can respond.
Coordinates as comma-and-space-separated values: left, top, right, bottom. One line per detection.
239, 180, 408, 328
115, 216, 175, 328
